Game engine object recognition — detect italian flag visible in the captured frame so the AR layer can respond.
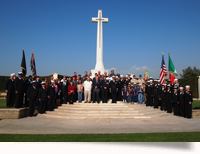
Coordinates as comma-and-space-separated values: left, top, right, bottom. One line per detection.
168, 53, 177, 84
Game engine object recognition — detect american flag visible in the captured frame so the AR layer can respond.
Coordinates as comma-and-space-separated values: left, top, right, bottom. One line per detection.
159, 54, 167, 84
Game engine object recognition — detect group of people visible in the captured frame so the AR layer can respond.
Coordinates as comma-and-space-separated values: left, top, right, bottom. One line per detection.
145, 78, 193, 119
5, 70, 193, 118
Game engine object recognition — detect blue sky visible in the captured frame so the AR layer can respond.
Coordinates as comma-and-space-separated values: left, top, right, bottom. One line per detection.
0, 0, 200, 78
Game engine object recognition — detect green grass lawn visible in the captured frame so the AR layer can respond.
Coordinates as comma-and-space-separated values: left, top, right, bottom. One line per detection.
0, 99, 200, 108
0, 132, 200, 142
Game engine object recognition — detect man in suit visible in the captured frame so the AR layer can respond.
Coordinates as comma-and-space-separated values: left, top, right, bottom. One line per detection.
92, 76, 100, 103
47, 80, 56, 111
27, 80, 38, 117
62, 76, 68, 104
101, 76, 109, 103
109, 76, 118, 103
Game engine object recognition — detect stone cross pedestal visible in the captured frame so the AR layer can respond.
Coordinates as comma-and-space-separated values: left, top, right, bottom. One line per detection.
91, 10, 108, 76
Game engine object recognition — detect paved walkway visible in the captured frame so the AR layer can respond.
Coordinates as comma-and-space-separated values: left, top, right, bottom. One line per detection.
0, 111, 200, 134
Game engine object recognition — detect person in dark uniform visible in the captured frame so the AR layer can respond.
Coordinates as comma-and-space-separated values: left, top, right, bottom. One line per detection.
160, 84, 166, 111
149, 79, 154, 107
5, 73, 15, 107
115, 76, 120, 101
153, 80, 159, 109
109, 76, 117, 103
25, 75, 32, 107
101, 76, 109, 103
38, 82, 47, 114
21, 74, 26, 107
166, 84, 173, 113
178, 87, 185, 117
14, 72, 23, 108
185, 85, 193, 119
47, 80, 56, 111
118, 75, 124, 101
27, 80, 38, 117
145, 81, 151, 106
172, 86, 179, 116
157, 80, 162, 107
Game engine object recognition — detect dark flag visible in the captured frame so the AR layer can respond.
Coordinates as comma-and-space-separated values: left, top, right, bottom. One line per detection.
30, 52, 37, 79
21, 49, 27, 76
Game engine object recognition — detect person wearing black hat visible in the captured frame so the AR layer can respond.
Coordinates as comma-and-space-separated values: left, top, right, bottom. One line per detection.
172, 86, 179, 116
14, 72, 24, 108
5, 73, 15, 107
27, 81, 38, 117
38, 82, 47, 114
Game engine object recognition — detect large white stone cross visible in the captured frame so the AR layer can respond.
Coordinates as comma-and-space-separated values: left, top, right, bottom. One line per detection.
91, 10, 108, 76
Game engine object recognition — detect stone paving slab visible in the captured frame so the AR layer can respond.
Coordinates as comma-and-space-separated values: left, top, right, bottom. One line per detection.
0, 113, 200, 134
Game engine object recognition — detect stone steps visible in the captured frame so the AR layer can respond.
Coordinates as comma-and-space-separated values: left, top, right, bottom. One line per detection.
39, 101, 173, 119
40, 112, 170, 119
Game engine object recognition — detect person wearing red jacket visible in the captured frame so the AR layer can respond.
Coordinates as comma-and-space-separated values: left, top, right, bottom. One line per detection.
68, 81, 76, 104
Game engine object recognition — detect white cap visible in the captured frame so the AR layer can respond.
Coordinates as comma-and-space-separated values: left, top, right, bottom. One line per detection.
185, 85, 190, 88
139, 84, 142, 86
154, 80, 157, 82
180, 87, 183, 89
157, 80, 160, 82
12, 73, 16, 76
126, 75, 128, 77
128, 73, 131, 75
18, 72, 22, 75
41, 82, 46, 85
112, 76, 115, 78
147, 81, 150, 83
174, 79, 178, 81
51, 80, 55, 83
120, 75, 123, 77
31, 80, 36, 83
116, 76, 118, 78
10, 73, 14, 76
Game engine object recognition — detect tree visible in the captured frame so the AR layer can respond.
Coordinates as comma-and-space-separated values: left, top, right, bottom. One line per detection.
180, 66, 200, 79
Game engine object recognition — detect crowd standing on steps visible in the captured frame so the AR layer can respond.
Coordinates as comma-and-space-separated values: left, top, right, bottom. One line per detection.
5, 70, 193, 118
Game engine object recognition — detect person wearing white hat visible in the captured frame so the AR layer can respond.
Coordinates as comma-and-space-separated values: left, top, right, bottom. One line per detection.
172, 86, 179, 116
145, 81, 151, 106
14, 72, 24, 108
27, 80, 37, 117
38, 81, 47, 114
47, 80, 56, 111
160, 84, 166, 111
166, 83, 173, 113
5, 73, 15, 107
178, 87, 185, 117
185, 85, 193, 119
153, 80, 159, 109
61, 76, 68, 104
110, 76, 117, 103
